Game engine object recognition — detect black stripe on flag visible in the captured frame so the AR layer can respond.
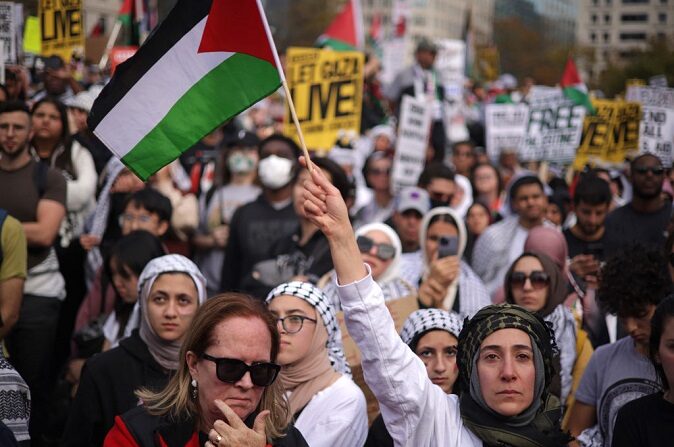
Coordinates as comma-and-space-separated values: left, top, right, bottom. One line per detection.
88, 0, 212, 130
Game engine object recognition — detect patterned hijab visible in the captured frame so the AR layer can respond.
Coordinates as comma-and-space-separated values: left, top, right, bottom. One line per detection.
400, 308, 463, 346
457, 304, 571, 447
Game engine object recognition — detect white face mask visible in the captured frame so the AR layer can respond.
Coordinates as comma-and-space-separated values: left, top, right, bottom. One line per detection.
258, 154, 294, 190
228, 152, 256, 174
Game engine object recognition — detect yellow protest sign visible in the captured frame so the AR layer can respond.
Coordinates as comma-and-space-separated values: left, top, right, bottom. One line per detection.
284, 47, 364, 151
574, 99, 641, 170
39, 0, 84, 61
23, 16, 42, 54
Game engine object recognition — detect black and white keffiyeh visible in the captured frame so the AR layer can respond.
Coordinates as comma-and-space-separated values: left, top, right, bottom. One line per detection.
400, 308, 464, 346
266, 281, 351, 376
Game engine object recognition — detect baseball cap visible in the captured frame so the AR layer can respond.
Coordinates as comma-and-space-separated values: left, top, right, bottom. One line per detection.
395, 187, 430, 215
226, 129, 260, 148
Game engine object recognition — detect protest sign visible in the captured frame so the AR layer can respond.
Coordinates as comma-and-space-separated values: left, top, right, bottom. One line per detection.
379, 38, 406, 86
573, 99, 640, 170
284, 47, 364, 151
39, 0, 84, 61
23, 16, 41, 54
0, 2, 17, 63
391, 95, 432, 191
520, 92, 585, 163
337, 294, 418, 423
649, 75, 668, 88
476, 46, 499, 82
485, 103, 529, 161
626, 86, 674, 165
435, 39, 465, 100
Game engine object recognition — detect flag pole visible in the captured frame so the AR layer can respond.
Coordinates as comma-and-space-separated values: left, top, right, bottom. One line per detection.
256, 0, 313, 171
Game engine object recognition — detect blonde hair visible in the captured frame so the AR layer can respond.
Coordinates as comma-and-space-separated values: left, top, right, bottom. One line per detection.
137, 293, 291, 440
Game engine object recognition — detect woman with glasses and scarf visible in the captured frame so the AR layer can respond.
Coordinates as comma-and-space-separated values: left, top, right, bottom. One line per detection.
321, 222, 415, 310
299, 158, 572, 446
265, 282, 367, 446
104, 291, 308, 446
65, 255, 206, 447
417, 207, 490, 318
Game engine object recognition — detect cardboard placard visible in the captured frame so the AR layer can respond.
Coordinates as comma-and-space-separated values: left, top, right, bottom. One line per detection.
284, 47, 364, 151
391, 95, 432, 192
39, 0, 84, 61
0, 2, 17, 63
485, 103, 529, 161
626, 86, 674, 165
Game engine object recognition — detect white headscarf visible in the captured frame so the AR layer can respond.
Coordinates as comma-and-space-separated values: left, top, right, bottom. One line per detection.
355, 222, 402, 285
419, 207, 467, 311
135, 254, 207, 371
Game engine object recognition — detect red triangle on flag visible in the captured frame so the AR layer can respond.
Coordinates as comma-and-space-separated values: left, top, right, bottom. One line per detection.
198, 0, 276, 67
560, 57, 582, 87
323, 0, 358, 47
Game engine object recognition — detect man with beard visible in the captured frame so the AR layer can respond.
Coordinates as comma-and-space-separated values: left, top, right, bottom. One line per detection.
220, 134, 299, 296
603, 154, 671, 257
0, 101, 66, 444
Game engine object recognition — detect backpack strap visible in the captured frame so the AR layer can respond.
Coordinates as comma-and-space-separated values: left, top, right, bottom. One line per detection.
33, 161, 49, 199
0, 208, 7, 266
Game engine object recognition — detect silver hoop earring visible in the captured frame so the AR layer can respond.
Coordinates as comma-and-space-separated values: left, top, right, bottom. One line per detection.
191, 378, 198, 399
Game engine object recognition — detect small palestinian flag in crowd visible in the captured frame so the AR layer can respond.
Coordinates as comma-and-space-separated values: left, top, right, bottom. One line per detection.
89, 0, 283, 180
561, 57, 595, 114
316, 0, 364, 51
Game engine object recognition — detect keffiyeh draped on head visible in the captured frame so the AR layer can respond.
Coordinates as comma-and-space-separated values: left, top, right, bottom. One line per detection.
137, 254, 207, 371
400, 308, 463, 346
266, 281, 345, 415
456, 303, 571, 447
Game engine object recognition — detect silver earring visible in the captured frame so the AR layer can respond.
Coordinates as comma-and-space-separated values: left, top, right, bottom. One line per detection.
191, 378, 198, 399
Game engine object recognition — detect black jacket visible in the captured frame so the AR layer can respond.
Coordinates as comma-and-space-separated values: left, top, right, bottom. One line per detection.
62, 330, 171, 447
112, 405, 309, 447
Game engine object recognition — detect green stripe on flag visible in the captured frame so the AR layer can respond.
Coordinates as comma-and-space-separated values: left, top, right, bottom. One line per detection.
563, 87, 596, 114
318, 37, 356, 51
122, 53, 280, 180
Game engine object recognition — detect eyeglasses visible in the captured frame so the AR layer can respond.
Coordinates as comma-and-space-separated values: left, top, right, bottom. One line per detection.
201, 354, 280, 387
509, 271, 550, 290
633, 166, 665, 176
357, 236, 396, 260
118, 213, 154, 226
276, 315, 317, 334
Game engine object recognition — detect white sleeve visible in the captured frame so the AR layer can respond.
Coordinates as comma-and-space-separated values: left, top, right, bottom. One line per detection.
336, 270, 449, 446
66, 142, 98, 211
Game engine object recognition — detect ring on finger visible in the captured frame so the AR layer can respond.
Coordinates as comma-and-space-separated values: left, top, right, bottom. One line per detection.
215, 433, 222, 444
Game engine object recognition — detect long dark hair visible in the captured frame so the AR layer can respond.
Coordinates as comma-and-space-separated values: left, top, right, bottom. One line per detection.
103, 230, 166, 337
650, 294, 674, 390
31, 97, 73, 174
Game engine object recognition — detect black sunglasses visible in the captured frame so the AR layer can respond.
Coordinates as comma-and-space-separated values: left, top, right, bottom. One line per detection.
201, 354, 280, 387
634, 166, 665, 176
509, 271, 550, 290
357, 236, 396, 260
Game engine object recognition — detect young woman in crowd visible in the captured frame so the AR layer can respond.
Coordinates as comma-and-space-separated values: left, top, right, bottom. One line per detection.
67, 231, 165, 389
504, 252, 584, 407
104, 294, 307, 446
321, 222, 415, 309
355, 152, 395, 226
366, 308, 463, 446
299, 160, 571, 446
417, 207, 491, 318
464, 201, 492, 266
470, 162, 504, 219
266, 281, 367, 446
63, 254, 207, 446
613, 294, 674, 446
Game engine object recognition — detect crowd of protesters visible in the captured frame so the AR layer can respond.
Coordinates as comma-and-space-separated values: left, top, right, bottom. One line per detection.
0, 40, 673, 447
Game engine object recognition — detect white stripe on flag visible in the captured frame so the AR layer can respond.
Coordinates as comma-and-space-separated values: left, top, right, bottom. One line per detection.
95, 17, 235, 158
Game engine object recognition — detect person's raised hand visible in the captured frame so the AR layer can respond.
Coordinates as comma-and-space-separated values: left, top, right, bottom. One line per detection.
205, 399, 268, 447
300, 156, 350, 239
429, 256, 460, 287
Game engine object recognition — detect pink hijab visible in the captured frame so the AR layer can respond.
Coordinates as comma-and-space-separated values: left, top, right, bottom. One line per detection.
524, 226, 568, 274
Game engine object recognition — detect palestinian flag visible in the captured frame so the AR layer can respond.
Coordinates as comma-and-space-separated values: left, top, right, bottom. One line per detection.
561, 57, 595, 114
89, 0, 282, 180
317, 0, 364, 51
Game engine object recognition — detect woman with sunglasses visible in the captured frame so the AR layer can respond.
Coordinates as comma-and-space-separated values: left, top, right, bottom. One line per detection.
265, 282, 367, 447
104, 292, 308, 446
504, 252, 582, 407
298, 159, 571, 446
320, 223, 415, 309
65, 254, 206, 447
417, 207, 490, 318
